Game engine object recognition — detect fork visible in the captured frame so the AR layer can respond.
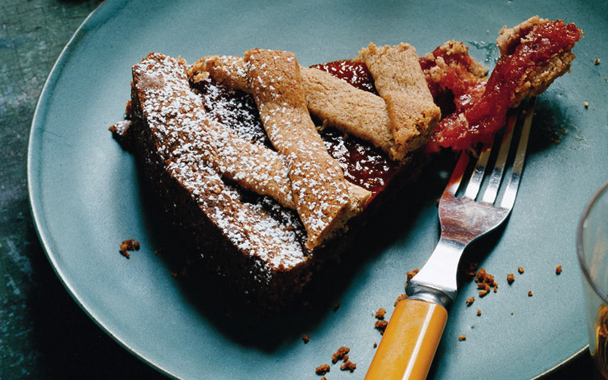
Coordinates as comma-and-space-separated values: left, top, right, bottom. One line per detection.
364, 97, 537, 380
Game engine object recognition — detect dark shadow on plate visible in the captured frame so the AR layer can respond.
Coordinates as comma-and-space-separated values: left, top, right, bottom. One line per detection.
131, 148, 456, 353
28, 213, 168, 380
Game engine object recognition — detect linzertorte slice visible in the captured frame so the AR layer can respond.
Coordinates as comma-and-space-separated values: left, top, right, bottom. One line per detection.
113, 49, 428, 311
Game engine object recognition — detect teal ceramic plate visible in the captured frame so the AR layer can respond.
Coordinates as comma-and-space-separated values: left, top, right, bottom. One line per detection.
28, 0, 608, 379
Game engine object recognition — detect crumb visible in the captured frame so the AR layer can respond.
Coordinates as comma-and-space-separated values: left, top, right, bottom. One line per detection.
584, 101, 589, 108
507, 273, 515, 284
478, 289, 489, 297
332, 346, 350, 363
595, 58, 601, 65
518, 267, 524, 274
556, 265, 563, 275
321, 378, 327, 380
124, 239, 139, 250
528, 291, 533, 297
119, 239, 140, 258
476, 268, 497, 287
333, 302, 340, 312
340, 360, 357, 372
406, 269, 420, 281
458, 335, 467, 341
375, 320, 389, 335
374, 321, 388, 335
315, 364, 330, 375
373, 342, 378, 348
375, 307, 386, 320
303, 335, 309, 344
466, 296, 475, 306
477, 309, 482, 316
394, 293, 408, 306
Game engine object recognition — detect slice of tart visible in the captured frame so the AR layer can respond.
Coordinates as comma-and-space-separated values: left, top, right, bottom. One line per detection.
110, 16, 581, 311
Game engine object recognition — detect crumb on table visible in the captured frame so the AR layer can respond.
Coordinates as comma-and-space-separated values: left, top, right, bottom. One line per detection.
518, 266, 525, 274
302, 335, 309, 344
375, 307, 386, 320
119, 239, 140, 258
458, 335, 466, 341
340, 360, 357, 372
375, 320, 388, 335
315, 364, 330, 375
507, 273, 515, 284
332, 346, 350, 363
556, 265, 563, 275
475, 268, 497, 296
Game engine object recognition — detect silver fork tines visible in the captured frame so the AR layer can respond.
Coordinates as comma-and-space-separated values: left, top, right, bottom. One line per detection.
407, 97, 537, 307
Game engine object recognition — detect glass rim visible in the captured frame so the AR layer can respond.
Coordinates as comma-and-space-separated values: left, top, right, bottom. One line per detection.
577, 179, 608, 306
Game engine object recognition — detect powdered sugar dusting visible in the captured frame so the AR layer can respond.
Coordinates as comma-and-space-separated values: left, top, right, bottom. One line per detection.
133, 53, 306, 271
245, 49, 353, 249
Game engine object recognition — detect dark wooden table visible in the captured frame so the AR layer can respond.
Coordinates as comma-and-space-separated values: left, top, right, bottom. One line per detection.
0, 0, 596, 378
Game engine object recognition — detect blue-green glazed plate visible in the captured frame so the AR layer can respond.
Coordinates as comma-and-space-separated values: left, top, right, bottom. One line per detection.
28, 0, 608, 379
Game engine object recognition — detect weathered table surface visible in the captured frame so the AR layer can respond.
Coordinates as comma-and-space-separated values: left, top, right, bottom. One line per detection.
0, 0, 596, 379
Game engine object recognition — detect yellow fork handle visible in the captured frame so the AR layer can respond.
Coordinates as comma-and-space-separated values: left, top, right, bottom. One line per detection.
365, 298, 448, 380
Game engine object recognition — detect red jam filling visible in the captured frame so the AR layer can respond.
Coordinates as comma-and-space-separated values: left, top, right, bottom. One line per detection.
311, 60, 402, 195
424, 20, 582, 151
311, 60, 378, 94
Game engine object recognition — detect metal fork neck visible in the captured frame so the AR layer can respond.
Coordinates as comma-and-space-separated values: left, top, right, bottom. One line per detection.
406, 237, 467, 308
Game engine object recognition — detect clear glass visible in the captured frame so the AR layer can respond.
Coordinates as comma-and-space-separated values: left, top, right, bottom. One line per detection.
578, 180, 608, 380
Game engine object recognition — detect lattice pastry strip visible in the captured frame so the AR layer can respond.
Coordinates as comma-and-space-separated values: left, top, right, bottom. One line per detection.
357, 43, 441, 158
244, 48, 370, 249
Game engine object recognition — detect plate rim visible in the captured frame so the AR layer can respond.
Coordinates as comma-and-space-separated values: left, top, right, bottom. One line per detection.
26, 1, 182, 379
25, 1, 591, 379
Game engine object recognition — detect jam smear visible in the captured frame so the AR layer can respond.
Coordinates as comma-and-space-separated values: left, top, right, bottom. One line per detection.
311, 60, 378, 94
424, 20, 582, 151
